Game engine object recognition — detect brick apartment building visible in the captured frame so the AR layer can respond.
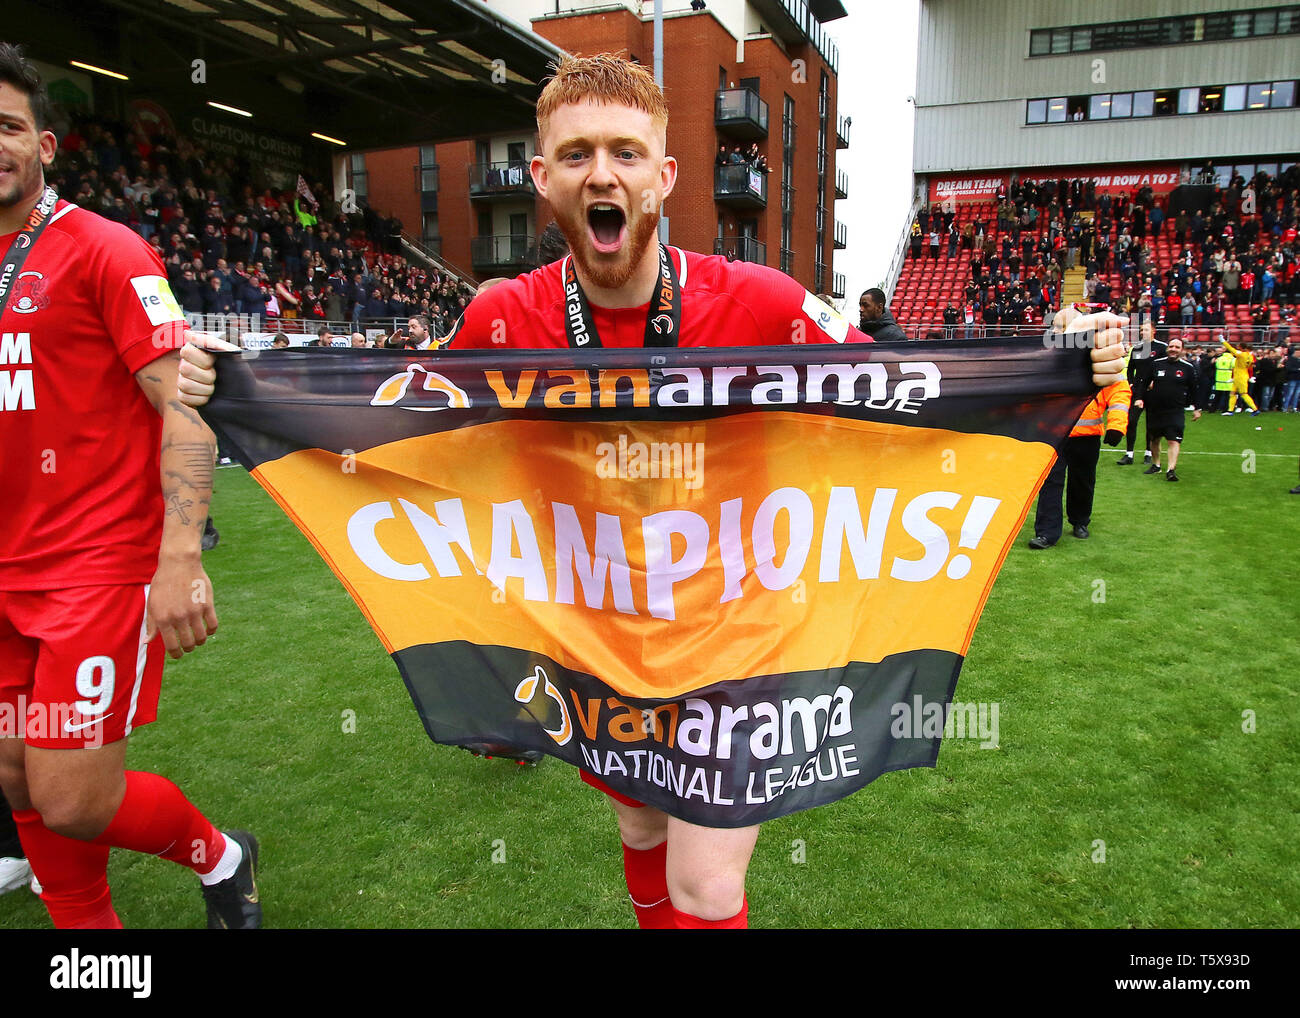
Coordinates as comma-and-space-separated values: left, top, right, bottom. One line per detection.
354, 0, 850, 297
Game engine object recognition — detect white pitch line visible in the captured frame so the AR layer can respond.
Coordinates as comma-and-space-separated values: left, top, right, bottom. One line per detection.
1175, 451, 1294, 457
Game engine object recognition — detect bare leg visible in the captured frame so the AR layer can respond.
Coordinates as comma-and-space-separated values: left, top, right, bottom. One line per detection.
665, 816, 760, 921
608, 796, 666, 850
1167, 439, 1181, 473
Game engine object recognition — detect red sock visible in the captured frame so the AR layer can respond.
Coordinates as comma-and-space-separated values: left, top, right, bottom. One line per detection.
622, 841, 674, 929
12, 807, 122, 929
91, 771, 225, 875
672, 896, 749, 929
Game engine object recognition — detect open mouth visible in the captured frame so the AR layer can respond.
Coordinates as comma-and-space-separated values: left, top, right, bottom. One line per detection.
588, 203, 626, 254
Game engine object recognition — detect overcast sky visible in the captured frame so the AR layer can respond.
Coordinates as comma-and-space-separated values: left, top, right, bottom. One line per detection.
824, 1, 920, 304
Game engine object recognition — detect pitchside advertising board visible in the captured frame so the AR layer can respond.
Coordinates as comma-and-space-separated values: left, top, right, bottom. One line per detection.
929, 164, 1181, 205
201, 341, 1096, 826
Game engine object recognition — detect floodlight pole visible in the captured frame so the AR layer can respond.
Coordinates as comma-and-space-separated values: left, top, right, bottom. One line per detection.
654, 0, 668, 244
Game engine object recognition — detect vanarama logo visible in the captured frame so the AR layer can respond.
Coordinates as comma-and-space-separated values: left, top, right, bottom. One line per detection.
477, 360, 941, 412
371, 364, 472, 411
514, 664, 572, 745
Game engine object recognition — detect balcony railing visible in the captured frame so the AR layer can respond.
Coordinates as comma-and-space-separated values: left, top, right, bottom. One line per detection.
713, 236, 767, 265
468, 161, 534, 199
750, 0, 840, 72
832, 271, 846, 299
471, 234, 536, 272
836, 114, 851, 149
834, 219, 847, 249
714, 164, 768, 208
835, 167, 848, 199
715, 87, 769, 138
779, 247, 795, 273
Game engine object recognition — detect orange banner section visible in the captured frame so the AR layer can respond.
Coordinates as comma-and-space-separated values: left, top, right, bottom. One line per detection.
253, 412, 1053, 700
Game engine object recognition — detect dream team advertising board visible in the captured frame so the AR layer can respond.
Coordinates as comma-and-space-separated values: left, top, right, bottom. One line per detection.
201, 340, 1094, 826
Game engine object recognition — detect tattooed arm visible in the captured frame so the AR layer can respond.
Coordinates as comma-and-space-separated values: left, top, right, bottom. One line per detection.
136, 352, 220, 660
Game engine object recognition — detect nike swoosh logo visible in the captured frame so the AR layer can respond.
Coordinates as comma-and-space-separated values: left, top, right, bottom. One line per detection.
64, 714, 112, 733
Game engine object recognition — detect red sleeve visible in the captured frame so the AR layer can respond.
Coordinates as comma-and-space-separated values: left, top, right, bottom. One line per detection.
718, 259, 871, 345
86, 218, 188, 373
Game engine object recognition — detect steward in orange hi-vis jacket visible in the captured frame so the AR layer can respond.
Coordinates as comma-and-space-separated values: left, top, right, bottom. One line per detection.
1070, 379, 1131, 438
1029, 379, 1131, 548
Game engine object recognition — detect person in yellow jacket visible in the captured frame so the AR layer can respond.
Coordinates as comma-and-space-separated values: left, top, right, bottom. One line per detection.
1029, 378, 1131, 547
1213, 345, 1235, 413
1220, 336, 1260, 415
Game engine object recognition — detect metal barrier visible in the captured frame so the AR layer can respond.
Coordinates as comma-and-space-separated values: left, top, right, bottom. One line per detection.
884, 321, 1293, 345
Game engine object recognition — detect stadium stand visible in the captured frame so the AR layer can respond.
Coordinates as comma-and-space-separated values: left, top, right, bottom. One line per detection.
888, 164, 1298, 345
47, 111, 479, 345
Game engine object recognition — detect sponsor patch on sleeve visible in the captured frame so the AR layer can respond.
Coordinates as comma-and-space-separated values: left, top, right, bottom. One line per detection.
130, 275, 185, 326
802, 290, 850, 343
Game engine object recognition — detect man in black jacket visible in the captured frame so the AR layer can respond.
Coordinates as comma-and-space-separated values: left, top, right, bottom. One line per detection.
1132, 336, 1201, 481
857, 288, 907, 342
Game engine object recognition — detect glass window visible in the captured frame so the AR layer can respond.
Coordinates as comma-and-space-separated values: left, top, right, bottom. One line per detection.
1089, 94, 1111, 119
418, 145, 436, 165
1050, 29, 1071, 53
1200, 87, 1224, 113
349, 153, 365, 171
1092, 24, 1119, 50
1232, 13, 1253, 37
1178, 87, 1199, 114
1109, 92, 1132, 117
1223, 84, 1246, 111
1030, 30, 1050, 55
1247, 82, 1270, 108
1046, 97, 1067, 122
1272, 80, 1296, 107
1153, 89, 1177, 115
1279, 10, 1298, 33
1132, 91, 1155, 117
1072, 27, 1092, 51
1135, 19, 1164, 46
1027, 99, 1047, 123
1254, 10, 1277, 35
1204, 13, 1231, 40
419, 169, 438, 191
1257, 163, 1278, 179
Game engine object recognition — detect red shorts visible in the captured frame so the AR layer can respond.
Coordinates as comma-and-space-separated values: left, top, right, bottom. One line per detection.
580, 769, 646, 809
0, 585, 164, 749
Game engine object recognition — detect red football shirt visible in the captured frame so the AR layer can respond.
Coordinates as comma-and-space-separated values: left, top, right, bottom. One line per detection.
447, 248, 868, 349
0, 200, 185, 590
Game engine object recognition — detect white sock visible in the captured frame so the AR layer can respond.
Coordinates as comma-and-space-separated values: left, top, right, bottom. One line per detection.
198, 834, 243, 886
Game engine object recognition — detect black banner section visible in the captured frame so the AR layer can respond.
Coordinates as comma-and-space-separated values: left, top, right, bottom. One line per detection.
393, 642, 964, 828
202, 339, 1096, 471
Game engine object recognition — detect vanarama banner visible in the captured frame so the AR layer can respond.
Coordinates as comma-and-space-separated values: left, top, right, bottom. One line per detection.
202, 341, 1095, 826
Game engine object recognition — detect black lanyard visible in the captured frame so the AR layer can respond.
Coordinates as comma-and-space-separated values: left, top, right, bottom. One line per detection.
561, 243, 681, 349
0, 186, 58, 318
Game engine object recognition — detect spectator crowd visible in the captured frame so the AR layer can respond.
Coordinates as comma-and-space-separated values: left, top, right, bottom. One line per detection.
44, 111, 479, 342
906, 163, 1299, 345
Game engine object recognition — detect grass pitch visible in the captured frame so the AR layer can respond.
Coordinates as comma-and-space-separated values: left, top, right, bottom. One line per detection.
3, 413, 1296, 929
